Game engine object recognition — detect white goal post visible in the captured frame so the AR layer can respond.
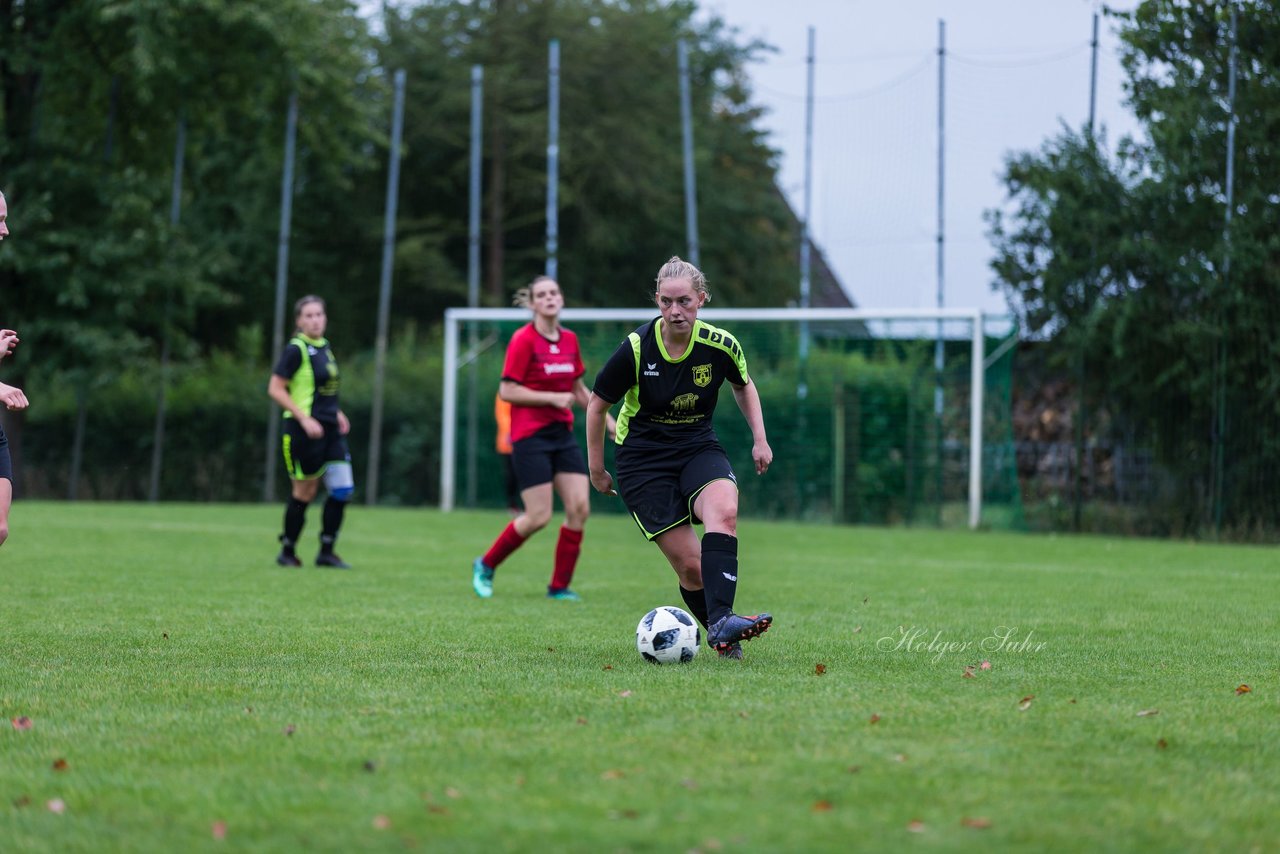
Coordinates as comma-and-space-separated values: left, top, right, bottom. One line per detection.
441, 307, 987, 528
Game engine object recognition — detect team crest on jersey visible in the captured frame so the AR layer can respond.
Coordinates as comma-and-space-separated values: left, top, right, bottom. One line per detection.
692, 364, 712, 387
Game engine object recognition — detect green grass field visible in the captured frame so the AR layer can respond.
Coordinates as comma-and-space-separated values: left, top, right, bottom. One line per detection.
1, 501, 1277, 852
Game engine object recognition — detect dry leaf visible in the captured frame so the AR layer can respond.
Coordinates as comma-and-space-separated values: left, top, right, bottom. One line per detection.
618, 690, 632, 697
869, 714, 881, 724
162, 632, 169, 639
601, 769, 624, 780
13, 795, 30, 808
980, 660, 992, 671
47, 798, 66, 814
1069, 698, 1077, 704
963, 665, 975, 679
1156, 738, 1168, 749
244, 707, 254, 715
906, 820, 926, 833
283, 724, 297, 736
893, 753, 908, 762
602, 665, 613, 670
1236, 684, 1251, 695
853, 626, 863, 634
363, 761, 376, 773
445, 787, 461, 799
426, 805, 450, 815
372, 815, 391, 830
1017, 695, 1034, 711
812, 800, 833, 812
815, 663, 827, 676
52, 758, 69, 771
738, 711, 750, 719
547, 647, 556, 653
681, 778, 699, 790
576, 717, 587, 725
847, 765, 861, 774
211, 821, 227, 840
1136, 709, 1159, 717
962, 816, 992, 829
11, 716, 32, 731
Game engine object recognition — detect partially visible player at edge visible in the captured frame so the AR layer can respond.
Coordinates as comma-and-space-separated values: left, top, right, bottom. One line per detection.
267, 295, 355, 569
0, 189, 32, 549
586, 256, 773, 660
471, 276, 614, 601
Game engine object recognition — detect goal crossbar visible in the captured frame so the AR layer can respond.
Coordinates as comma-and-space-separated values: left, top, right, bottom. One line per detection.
441, 307, 986, 529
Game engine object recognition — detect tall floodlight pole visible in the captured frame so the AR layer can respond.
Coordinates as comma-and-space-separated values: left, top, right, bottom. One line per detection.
798, 26, 815, 401
366, 69, 407, 505
149, 113, 186, 502
678, 39, 700, 267
1075, 12, 1099, 533
263, 88, 298, 503
465, 65, 484, 507
545, 39, 560, 279
1214, 4, 1238, 533
933, 20, 946, 523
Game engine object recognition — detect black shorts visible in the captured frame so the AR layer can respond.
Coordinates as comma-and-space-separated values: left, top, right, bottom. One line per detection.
615, 441, 737, 540
510, 424, 588, 491
0, 425, 10, 482
281, 418, 350, 480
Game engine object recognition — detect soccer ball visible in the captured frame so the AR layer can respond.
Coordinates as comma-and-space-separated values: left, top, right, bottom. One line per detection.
636, 606, 700, 664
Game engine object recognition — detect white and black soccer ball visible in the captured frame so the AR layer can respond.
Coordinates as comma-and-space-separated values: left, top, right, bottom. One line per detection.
636, 606, 700, 664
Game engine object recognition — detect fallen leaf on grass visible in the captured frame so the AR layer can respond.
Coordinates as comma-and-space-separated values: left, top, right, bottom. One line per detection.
445, 788, 461, 799
1018, 696, 1034, 711
906, 820, 926, 833
601, 769, 625, 780
372, 815, 391, 830
815, 663, 827, 676
47, 799, 66, 814
1157, 738, 1168, 749
618, 690, 632, 697
869, 714, 881, 724
576, 717, 587, 726
363, 761, 377, 773
283, 724, 297, 736
11, 716, 32, 731
244, 707, 254, 715
962, 665, 976, 679
980, 660, 992, 671
13, 795, 30, 808
1236, 684, 1251, 695
426, 805, 450, 815
52, 758, 69, 771
681, 778, 699, 790
602, 665, 613, 670
962, 816, 992, 829
738, 711, 750, 719
608, 809, 639, 820
211, 821, 227, 840
812, 800, 833, 812
1136, 709, 1159, 717
546, 647, 556, 653
893, 754, 908, 763
853, 626, 862, 634
847, 765, 861, 774
162, 632, 169, 640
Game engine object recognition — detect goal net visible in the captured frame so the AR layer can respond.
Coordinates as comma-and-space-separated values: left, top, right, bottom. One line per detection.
441, 307, 1020, 529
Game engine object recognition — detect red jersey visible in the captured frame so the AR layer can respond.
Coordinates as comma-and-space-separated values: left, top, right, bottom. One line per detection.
501, 323, 585, 442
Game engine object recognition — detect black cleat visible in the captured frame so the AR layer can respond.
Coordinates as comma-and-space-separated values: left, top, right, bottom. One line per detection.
315, 552, 352, 569
708, 612, 772, 651
276, 552, 302, 567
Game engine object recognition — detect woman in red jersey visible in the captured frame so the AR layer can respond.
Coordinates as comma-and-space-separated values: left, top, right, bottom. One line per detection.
471, 276, 613, 601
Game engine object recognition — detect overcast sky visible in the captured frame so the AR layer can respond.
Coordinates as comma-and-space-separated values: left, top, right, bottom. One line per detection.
700, 0, 1142, 315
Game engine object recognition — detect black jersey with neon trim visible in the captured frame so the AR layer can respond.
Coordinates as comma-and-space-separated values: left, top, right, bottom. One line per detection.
273, 335, 341, 424
592, 317, 750, 451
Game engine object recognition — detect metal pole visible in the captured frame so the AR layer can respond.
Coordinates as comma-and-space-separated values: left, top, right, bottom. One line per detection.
367, 69, 407, 505
934, 20, 946, 523
263, 88, 298, 503
545, 39, 560, 279
1214, 4, 1238, 533
1088, 12, 1099, 132
466, 65, 484, 508
678, 39, 700, 267
149, 113, 186, 502
798, 26, 815, 401
968, 312, 985, 530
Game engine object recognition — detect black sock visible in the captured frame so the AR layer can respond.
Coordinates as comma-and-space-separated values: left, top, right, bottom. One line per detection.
700, 532, 739, 625
320, 497, 346, 554
282, 498, 308, 554
680, 585, 710, 631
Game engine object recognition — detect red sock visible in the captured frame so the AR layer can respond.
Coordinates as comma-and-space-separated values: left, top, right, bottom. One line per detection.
482, 522, 527, 570
550, 526, 583, 590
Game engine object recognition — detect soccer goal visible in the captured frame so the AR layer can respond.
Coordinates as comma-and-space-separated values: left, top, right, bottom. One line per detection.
441, 307, 1013, 530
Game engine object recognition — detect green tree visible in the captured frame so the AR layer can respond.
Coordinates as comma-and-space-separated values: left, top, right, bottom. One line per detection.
987, 0, 1280, 536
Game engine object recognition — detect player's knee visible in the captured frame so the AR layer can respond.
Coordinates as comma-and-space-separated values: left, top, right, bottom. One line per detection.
564, 499, 590, 527
523, 506, 553, 531
324, 462, 355, 502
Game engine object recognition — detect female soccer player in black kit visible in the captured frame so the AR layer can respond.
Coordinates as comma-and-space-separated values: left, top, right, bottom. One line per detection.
268, 295, 355, 569
585, 256, 773, 659
0, 189, 31, 550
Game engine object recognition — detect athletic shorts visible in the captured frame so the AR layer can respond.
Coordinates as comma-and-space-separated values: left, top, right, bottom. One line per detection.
615, 441, 737, 541
281, 418, 351, 480
510, 424, 588, 491
0, 425, 10, 482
